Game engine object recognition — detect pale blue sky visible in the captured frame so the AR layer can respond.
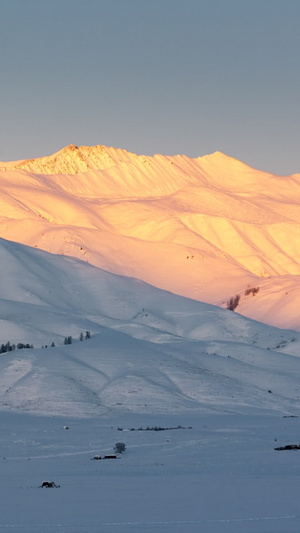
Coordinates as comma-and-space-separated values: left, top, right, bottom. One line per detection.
1, 0, 300, 174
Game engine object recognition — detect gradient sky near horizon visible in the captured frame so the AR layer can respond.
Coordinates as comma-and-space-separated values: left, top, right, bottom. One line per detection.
1, 0, 300, 175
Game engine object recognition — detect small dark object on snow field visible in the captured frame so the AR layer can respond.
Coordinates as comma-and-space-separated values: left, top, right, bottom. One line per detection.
104, 454, 117, 459
274, 444, 300, 451
92, 455, 102, 460
114, 442, 126, 454
39, 481, 60, 488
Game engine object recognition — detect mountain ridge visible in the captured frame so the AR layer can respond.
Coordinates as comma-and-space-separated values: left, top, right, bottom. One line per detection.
0, 144, 274, 178
0, 144, 299, 330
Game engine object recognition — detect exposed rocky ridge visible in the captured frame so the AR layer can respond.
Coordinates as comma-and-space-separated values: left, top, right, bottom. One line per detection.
0, 144, 143, 175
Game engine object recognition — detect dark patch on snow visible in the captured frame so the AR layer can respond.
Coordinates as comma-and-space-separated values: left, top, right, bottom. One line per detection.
117, 425, 192, 432
274, 444, 300, 451
39, 481, 60, 488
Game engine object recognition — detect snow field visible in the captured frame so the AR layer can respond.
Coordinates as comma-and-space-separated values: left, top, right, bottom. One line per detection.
1, 412, 300, 532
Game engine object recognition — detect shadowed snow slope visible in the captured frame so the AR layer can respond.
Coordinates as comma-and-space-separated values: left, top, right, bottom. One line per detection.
1, 144, 300, 330
0, 237, 300, 418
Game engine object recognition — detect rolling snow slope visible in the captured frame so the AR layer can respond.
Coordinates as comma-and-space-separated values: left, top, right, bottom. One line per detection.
1, 144, 300, 330
0, 237, 299, 418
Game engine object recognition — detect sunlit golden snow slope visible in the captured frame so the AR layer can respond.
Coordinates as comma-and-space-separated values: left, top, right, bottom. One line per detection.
1, 144, 300, 330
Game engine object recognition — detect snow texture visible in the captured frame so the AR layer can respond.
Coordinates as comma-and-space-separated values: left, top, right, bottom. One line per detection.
0, 146, 300, 531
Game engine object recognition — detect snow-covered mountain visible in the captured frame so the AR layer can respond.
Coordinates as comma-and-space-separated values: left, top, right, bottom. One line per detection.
1, 144, 300, 331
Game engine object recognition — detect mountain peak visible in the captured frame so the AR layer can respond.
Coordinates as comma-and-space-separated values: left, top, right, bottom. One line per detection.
0, 144, 133, 175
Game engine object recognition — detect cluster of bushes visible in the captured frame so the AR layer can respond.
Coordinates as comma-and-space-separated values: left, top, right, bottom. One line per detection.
117, 425, 192, 432
227, 285, 260, 311
79, 331, 91, 341
244, 285, 259, 296
1, 331, 92, 353
0, 341, 33, 353
227, 294, 240, 311
64, 331, 91, 345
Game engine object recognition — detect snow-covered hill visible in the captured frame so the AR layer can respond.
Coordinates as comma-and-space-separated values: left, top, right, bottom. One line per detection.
0, 144, 300, 331
0, 237, 299, 418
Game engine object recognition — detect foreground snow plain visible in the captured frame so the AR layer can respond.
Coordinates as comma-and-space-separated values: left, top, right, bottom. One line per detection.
2, 412, 300, 532
1, 238, 300, 532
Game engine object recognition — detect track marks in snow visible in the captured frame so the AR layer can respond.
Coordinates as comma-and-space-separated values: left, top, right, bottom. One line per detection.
0, 358, 33, 395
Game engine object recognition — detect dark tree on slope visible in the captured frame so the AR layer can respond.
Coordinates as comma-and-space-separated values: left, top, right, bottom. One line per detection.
0, 342, 16, 353
114, 442, 126, 454
227, 294, 240, 311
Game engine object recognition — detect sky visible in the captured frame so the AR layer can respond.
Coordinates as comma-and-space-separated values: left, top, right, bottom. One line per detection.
1, 0, 300, 175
